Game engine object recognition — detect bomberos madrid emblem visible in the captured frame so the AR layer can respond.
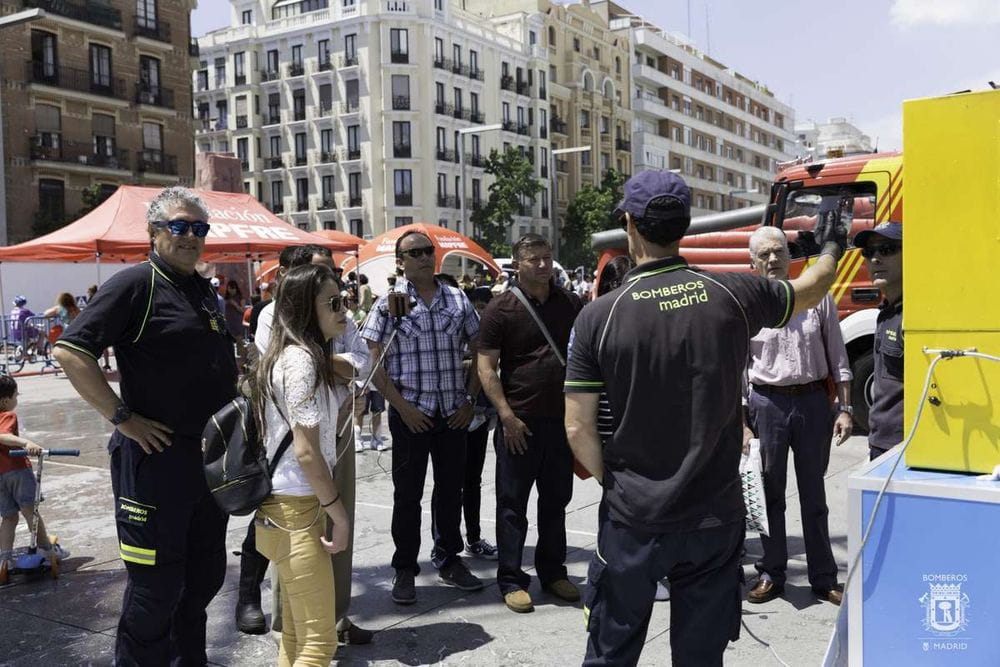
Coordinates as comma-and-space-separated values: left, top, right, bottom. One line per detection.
919, 574, 970, 636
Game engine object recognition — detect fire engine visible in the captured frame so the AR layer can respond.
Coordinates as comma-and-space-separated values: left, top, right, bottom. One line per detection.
591, 151, 903, 432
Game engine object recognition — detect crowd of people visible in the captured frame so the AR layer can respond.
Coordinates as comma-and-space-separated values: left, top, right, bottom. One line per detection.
0, 172, 906, 666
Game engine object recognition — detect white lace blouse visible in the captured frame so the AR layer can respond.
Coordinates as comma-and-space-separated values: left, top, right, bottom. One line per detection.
264, 345, 342, 496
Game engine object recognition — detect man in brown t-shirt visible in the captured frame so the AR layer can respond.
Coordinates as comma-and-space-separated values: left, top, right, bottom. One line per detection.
477, 233, 583, 613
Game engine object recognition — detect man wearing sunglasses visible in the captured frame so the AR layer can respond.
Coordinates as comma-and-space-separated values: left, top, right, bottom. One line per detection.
361, 230, 485, 604
854, 222, 904, 460
54, 187, 238, 666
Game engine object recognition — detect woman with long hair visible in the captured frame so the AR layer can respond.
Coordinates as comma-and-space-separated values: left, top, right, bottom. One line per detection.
43, 292, 81, 345
250, 263, 350, 666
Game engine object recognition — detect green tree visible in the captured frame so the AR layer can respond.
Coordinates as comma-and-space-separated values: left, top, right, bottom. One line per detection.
470, 148, 543, 257
77, 183, 115, 217
559, 169, 625, 270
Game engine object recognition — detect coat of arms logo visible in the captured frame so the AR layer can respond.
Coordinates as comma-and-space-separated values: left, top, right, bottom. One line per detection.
919, 582, 970, 636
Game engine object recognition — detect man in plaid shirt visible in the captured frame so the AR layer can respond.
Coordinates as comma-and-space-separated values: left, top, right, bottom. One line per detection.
361, 230, 484, 604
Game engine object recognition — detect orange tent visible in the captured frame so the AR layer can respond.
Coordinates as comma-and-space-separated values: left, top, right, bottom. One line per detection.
255, 229, 364, 285
341, 223, 499, 290
0, 186, 357, 263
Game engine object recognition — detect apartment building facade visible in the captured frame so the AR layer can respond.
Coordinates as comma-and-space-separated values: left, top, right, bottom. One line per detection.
599, 3, 794, 217
469, 0, 633, 236
794, 117, 873, 159
0, 0, 196, 244
193, 0, 552, 241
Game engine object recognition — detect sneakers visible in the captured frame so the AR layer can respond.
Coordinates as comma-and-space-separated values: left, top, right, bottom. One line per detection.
438, 559, 484, 591
392, 569, 416, 605
372, 434, 389, 451
543, 578, 580, 602
465, 539, 498, 560
503, 589, 534, 613
354, 426, 364, 453
43, 542, 70, 561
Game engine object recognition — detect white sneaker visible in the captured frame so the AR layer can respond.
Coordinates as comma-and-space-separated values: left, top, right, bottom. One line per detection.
354, 427, 364, 453
373, 434, 389, 451
44, 543, 71, 561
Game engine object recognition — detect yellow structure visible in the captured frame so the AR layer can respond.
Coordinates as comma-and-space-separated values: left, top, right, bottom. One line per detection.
902, 88, 1000, 473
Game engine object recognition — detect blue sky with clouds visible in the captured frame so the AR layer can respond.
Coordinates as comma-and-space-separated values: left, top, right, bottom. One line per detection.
192, 0, 1000, 152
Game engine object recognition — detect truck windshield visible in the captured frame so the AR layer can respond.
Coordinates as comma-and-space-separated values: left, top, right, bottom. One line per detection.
779, 184, 877, 258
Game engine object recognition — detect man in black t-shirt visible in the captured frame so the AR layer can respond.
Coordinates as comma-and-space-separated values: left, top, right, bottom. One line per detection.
854, 222, 904, 460
564, 171, 849, 666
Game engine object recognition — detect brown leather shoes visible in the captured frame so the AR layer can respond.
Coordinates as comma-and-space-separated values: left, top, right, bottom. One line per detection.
813, 586, 844, 606
747, 578, 784, 603
504, 589, 535, 613
543, 579, 581, 602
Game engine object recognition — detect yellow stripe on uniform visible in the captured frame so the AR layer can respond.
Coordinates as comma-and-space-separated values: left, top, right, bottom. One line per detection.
120, 541, 156, 565
583, 605, 590, 629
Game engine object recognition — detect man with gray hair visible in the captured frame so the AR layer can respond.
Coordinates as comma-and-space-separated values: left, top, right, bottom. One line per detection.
743, 225, 853, 606
54, 186, 239, 665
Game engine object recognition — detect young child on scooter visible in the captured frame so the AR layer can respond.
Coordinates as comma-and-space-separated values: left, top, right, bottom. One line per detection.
0, 375, 70, 569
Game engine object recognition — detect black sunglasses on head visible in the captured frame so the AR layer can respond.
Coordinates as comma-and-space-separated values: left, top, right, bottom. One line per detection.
153, 219, 211, 237
860, 243, 902, 259
399, 246, 435, 259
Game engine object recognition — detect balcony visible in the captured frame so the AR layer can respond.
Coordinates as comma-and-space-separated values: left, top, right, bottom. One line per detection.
501, 120, 517, 132
135, 83, 174, 109
319, 150, 337, 163
315, 103, 334, 118
395, 193, 413, 206
556, 159, 568, 172
468, 198, 483, 211
240, 159, 249, 171
343, 148, 361, 161
319, 198, 336, 210
436, 195, 458, 208
390, 50, 409, 64
234, 74, 246, 86
134, 16, 170, 43
516, 81, 530, 96
263, 113, 280, 125
540, 126, 548, 139
517, 203, 532, 216
600, 130, 611, 142
454, 107, 471, 121
341, 54, 358, 67
348, 196, 363, 208
539, 87, 547, 100
261, 70, 280, 82
467, 153, 485, 168
393, 143, 412, 158
500, 75, 514, 92
471, 110, 485, 124
342, 100, 360, 114
294, 155, 307, 166
296, 200, 309, 212
580, 125, 592, 137
265, 157, 284, 169
436, 148, 456, 162
24, 0, 122, 31
469, 68, 484, 81
26, 61, 127, 100
550, 117, 567, 135
318, 58, 333, 72
392, 96, 411, 110
271, 203, 284, 214
189, 39, 199, 57
137, 149, 178, 175
433, 57, 449, 70
235, 115, 248, 128
288, 63, 304, 77
30, 136, 129, 170
616, 138, 631, 151
435, 102, 454, 117
516, 124, 530, 136
452, 62, 468, 76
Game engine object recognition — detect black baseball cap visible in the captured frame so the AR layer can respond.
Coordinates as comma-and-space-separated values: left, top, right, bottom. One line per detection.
614, 171, 692, 223
853, 221, 903, 248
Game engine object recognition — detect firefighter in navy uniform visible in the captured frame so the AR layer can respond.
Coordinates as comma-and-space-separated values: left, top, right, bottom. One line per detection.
563, 171, 849, 666
54, 187, 238, 666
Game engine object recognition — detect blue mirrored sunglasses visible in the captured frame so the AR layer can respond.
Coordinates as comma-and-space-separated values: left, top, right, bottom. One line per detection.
153, 219, 211, 237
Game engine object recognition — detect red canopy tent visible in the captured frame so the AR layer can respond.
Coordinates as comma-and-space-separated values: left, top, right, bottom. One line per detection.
0, 186, 356, 263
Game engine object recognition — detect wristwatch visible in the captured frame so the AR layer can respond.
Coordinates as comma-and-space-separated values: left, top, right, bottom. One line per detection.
110, 404, 133, 426
838, 404, 854, 416
464, 393, 476, 405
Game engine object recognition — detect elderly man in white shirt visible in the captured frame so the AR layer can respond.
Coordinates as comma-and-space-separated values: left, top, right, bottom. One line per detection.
237, 244, 373, 645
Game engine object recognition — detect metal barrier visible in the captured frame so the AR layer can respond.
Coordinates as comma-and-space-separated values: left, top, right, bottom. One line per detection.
0, 315, 62, 375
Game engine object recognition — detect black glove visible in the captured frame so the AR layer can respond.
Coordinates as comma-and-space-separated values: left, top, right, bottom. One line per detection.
814, 195, 852, 261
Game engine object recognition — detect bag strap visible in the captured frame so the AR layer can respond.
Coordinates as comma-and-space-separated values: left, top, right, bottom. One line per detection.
510, 285, 565, 367
267, 431, 294, 478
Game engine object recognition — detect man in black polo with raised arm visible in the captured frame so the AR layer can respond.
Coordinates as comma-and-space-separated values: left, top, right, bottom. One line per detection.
564, 171, 850, 666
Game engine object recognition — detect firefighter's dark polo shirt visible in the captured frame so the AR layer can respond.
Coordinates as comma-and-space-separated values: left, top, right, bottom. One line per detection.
57, 252, 238, 441
868, 299, 903, 453
565, 256, 794, 532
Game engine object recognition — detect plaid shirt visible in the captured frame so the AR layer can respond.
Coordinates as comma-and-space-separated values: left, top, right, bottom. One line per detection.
361, 278, 479, 417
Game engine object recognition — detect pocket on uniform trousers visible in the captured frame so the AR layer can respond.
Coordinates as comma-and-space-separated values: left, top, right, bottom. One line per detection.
583, 551, 608, 632
116, 496, 158, 566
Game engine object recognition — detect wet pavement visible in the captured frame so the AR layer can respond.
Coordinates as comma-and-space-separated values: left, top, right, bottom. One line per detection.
0, 370, 868, 666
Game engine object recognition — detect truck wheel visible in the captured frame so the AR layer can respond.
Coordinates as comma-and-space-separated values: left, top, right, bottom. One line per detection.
851, 350, 875, 434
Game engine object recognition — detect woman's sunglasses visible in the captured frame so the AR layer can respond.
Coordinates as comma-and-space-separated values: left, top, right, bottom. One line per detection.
399, 246, 435, 259
326, 295, 343, 312
153, 219, 212, 237
860, 243, 901, 259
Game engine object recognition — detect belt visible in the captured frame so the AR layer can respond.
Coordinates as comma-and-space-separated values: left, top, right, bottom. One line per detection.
752, 380, 826, 396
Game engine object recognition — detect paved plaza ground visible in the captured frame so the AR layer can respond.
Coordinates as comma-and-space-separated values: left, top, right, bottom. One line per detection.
0, 370, 868, 666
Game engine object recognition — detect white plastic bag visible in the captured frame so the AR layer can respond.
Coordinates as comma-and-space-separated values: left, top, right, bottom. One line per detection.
740, 437, 769, 536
